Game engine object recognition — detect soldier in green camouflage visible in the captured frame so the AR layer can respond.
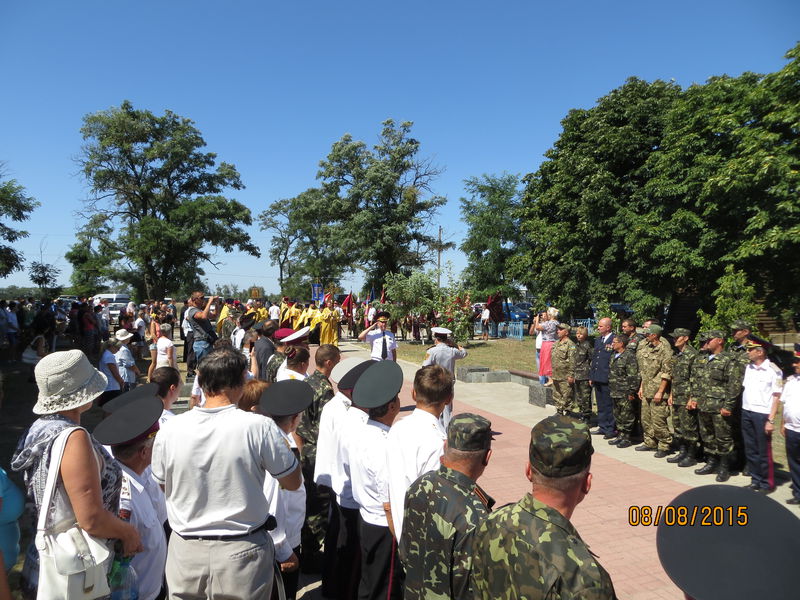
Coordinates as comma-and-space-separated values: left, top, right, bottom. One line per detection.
574, 326, 593, 422
608, 334, 640, 449
620, 318, 646, 353
728, 320, 753, 473
635, 324, 674, 457
471, 414, 617, 600
400, 413, 495, 600
296, 344, 340, 567
691, 330, 745, 481
551, 323, 577, 415
666, 328, 700, 467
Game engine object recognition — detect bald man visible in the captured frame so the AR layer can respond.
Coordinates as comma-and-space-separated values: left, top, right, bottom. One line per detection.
589, 317, 616, 438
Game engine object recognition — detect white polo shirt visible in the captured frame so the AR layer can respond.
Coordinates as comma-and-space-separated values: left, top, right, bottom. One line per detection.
350, 419, 391, 527
120, 464, 167, 600
385, 408, 446, 535
333, 405, 369, 509
782, 374, 800, 433
742, 359, 783, 414
365, 329, 397, 361
151, 404, 297, 536
314, 392, 351, 489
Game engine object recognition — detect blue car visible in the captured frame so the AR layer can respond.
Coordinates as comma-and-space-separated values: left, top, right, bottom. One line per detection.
504, 304, 531, 322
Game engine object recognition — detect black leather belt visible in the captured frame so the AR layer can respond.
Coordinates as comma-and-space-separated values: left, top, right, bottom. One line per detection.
177, 515, 276, 541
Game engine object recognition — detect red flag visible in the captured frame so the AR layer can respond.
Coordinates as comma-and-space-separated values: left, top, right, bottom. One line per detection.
323, 292, 332, 305
341, 292, 353, 317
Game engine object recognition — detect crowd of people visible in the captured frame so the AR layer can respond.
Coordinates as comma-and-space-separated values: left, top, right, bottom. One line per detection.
2, 289, 800, 600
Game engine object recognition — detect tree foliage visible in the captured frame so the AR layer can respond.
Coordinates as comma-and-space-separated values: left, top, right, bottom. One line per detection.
459, 173, 521, 300
510, 44, 800, 323
316, 119, 448, 291
0, 169, 39, 277
28, 261, 61, 295
77, 101, 259, 300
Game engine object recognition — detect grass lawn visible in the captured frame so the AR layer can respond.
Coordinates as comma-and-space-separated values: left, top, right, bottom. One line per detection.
391, 337, 539, 373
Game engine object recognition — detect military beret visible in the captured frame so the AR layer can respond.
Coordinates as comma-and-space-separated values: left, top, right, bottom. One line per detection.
259, 380, 313, 417
705, 330, 725, 340
330, 357, 367, 384
556, 322, 570, 331
529, 414, 594, 478
647, 324, 663, 335
93, 395, 162, 447
668, 328, 692, 338
274, 328, 296, 341
729, 320, 753, 331
352, 360, 403, 409
448, 413, 493, 451
657, 485, 799, 600
103, 383, 160, 413
338, 360, 377, 391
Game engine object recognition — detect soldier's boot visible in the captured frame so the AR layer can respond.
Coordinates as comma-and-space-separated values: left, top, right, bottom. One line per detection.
715, 455, 732, 482
694, 455, 719, 475
678, 445, 699, 468
667, 443, 688, 464
616, 435, 632, 449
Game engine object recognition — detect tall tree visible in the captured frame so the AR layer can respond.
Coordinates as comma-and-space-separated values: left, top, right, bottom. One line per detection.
78, 101, 259, 300
509, 77, 682, 316
317, 119, 447, 291
459, 173, 521, 299
0, 167, 39, 277
29, 260, 60, 295
65, 215, 119, 297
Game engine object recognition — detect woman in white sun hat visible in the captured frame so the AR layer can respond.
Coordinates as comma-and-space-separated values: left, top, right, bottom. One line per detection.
11, 350, 142, 595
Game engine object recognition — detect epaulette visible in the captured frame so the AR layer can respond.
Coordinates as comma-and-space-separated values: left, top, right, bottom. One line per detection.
474, 484, 496, 511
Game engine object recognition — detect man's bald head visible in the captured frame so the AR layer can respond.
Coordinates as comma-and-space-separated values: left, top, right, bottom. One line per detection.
597, 318, 612, 335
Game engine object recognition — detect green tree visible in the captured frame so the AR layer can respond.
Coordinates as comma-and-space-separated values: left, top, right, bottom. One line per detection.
459, 173, 521, 300
510, 78, 682, 316
317, 119, 447, 291
65, 215, 119, 297
382, 270, 439, 323
0, 168, 39, 277
28, 261, 61, 296
78, 101, 259, 300
697, 266, 764, 336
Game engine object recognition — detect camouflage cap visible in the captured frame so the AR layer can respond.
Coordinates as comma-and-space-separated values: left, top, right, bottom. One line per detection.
729, 320, 753, 331
556, 322, 570, 331
447, 413, 493, 451
647, 324, 663, 335
668, 327, 692, 338
696, 331, 709, 343
529, 414, 593, 478
706, 329, 725, 340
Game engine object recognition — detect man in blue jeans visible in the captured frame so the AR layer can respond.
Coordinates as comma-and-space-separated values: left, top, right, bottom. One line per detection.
589, 317, 616, 438
186, 292, 219, 366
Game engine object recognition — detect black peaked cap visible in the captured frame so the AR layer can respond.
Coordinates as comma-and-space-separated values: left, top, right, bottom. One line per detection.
338, 360, 377, 391
352, 360, 403, 409
103, 383, 160, 413
94, 395, 162, 446
259, 379, 314, 417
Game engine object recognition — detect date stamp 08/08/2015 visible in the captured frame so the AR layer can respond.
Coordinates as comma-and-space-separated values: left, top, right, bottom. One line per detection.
628, 504, 749, 527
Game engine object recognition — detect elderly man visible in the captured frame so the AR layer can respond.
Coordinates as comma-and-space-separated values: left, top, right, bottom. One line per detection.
741, 336, 783, 493
151, 348, 302, 599
359, 311, 397, 361
401, 413, 494, 600
589, 317, 616, 438
636, 324, 674, 457
471, 415, 617, 599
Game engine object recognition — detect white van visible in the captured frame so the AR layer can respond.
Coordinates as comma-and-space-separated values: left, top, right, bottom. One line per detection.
92, 293, 132, 324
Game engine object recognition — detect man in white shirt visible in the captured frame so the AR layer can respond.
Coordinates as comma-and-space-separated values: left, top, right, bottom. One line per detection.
385, 364, 452, 536
350, 361, 404, 599
315, 358, 376, 599
359, 311, 397, 361
268, 302, 281, 322
781, 345, 800, 505
94, 395, 167, 600
741, 336, 783, 493
151, 348, 302, 599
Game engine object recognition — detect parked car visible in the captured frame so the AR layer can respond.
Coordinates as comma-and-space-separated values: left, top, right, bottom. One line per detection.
93, 293, 132, 324
504, 304, 531, 322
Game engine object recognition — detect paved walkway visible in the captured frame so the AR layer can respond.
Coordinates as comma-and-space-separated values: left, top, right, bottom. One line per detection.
175, 340, 798, 599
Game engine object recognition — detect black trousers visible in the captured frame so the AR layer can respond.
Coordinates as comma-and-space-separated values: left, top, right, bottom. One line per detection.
357, 519, 403, 600
785, 428, 800, 501
184, 330, 195, 371
324, 501, 361, 600
741, 409, 772, 489
594, 382, 616, 435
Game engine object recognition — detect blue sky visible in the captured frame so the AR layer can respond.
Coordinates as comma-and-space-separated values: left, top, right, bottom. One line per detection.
1, 0, 798, 296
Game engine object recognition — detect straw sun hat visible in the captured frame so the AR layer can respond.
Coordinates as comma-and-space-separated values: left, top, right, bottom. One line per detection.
33, 350, 108, 415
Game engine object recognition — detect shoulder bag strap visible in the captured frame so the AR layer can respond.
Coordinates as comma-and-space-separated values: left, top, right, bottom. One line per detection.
37, 426, 82, 533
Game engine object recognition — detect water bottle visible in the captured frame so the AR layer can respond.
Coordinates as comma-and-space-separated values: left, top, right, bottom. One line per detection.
109, 556, 140, 600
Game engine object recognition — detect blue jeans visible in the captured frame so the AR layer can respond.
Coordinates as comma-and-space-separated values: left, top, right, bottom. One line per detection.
193, 339, 211, 366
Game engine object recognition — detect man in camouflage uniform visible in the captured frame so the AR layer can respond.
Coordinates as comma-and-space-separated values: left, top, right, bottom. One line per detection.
691, 330, 745, 481
551, 323, 577, 416
621, 318, 646, 353
608, 334, 640, 449
574, 326, 593, 423
296, 343, 340, 569
728, 320, 753, 473
471, 414, 617, 600
400, 413, 495, 600
635, 324, 674, 456
666, 328, 701, 467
